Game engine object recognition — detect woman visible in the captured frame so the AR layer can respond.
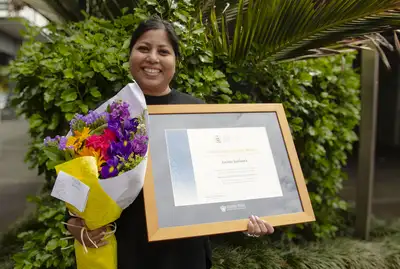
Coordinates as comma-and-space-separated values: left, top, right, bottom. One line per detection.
66, 17, 275, 269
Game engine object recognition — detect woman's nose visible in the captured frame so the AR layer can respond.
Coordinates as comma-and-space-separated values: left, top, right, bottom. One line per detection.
146, 50, 159, 63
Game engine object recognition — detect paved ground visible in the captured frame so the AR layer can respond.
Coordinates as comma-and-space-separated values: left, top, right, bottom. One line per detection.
0, 119, 43, 234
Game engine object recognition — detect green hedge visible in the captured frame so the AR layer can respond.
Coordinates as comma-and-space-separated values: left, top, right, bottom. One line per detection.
212, 234, 400, 269
7, 0, 360, 268
3, 217, 400, 269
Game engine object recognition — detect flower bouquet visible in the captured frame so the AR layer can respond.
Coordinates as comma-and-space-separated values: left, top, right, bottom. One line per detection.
43, 83, 148, 269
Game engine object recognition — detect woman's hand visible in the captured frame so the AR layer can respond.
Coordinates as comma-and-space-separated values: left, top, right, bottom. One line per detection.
66, 217, 108, 248
245, 215, 274, 237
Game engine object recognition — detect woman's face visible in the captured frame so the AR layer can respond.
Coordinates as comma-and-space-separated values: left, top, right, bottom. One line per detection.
129, 29, 176, 95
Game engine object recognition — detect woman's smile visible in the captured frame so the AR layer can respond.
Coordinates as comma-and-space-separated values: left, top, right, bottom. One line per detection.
142, 67, 162, 77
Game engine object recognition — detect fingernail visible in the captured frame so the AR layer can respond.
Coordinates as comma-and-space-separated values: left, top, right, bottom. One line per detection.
255, 216, 260, 220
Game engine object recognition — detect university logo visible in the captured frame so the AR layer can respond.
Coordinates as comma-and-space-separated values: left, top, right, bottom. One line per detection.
219, 204, 246, 212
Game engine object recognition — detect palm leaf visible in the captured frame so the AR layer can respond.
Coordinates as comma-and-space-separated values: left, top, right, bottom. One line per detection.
209, 0, 400, 63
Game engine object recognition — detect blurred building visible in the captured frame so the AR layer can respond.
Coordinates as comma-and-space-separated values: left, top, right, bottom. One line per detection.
0, 0, 48, 116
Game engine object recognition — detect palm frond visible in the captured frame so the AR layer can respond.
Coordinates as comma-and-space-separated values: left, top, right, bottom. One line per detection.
209, 0, 400, 63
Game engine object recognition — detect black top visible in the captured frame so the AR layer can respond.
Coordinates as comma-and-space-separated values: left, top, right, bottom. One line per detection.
115, 90, 212, 269
66, 90, 212, 269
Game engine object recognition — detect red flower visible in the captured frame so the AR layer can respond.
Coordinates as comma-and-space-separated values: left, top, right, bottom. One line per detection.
86, 129, 116, 160
103, 129, 116, 142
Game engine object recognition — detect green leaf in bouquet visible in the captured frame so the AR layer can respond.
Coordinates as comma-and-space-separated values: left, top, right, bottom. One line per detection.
43, 147, 65, 162
64, 149, 75, 161
46, 160, 64, 170
90, 123, 108, 135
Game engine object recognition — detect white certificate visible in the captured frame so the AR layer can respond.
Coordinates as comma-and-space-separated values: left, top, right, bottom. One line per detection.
186, 127, 283, 205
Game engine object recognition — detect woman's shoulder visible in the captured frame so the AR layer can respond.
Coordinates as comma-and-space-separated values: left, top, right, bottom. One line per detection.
171, 90, 206, 104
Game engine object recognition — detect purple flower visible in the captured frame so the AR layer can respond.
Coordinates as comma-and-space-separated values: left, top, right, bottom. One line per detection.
108, 140, 133, 160
108, 119, 121, 132
132, 135, 148, 157
70, 114, 85, 131
58, 136, 68, 150
83, 111, 109, 126
123, 118, 138, 132
44, 136, 53, 146
109, 101, 130, 122
101, 157, 120, 178
44, 136, 60, 147
116, 127, 131, 141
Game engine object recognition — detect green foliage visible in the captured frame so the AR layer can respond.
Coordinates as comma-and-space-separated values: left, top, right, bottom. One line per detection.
212, 233, 400, 269
221, 52, 360, 239
209, 0, 400, 63
8, 0, 361, 268
11, 195, 75, 269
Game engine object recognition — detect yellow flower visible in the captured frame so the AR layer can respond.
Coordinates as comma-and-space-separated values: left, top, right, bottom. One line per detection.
74, 127, 91, 141
66, 127, 91, 151
78, 146, 106, 171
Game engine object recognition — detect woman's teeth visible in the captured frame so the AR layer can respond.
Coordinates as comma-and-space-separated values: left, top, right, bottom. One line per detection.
144, 68, 161, 74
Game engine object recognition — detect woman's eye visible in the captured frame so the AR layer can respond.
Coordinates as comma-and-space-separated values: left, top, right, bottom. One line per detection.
159, 50, 170, 55
138, 46, 149, 52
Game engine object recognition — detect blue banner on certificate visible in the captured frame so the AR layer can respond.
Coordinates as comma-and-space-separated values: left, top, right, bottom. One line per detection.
165, 127, 283, 207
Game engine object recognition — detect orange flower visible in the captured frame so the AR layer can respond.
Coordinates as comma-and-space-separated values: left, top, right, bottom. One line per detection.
66, 127, 91, 151
78, 146, 106, 171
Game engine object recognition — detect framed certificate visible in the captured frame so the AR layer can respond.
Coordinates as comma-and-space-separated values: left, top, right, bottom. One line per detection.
143, 104, 315, 242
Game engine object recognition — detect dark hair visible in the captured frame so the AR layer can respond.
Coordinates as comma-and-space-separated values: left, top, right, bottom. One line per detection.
129, 16, 180, 58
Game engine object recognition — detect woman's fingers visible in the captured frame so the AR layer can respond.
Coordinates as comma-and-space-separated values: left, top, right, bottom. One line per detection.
246, 215, 275, 237
247, 218, 255, 234
67, 218, 109, 248
89, 232, 105, 243
96, 240, 109, 247
254, 216, 268, 235
88, 227, 106, 238
262, 219, 274, 234
250, 215, 261, 235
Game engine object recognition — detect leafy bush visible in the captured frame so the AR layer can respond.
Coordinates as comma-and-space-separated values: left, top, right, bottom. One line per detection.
212, 233, 400, 269
12, 195, 75, 269
212, 51, 360, 240
8, 0, 360, 268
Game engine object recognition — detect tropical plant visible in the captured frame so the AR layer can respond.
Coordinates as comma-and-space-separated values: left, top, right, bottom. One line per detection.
209, 0, 400, 64
22, 0, 400, 66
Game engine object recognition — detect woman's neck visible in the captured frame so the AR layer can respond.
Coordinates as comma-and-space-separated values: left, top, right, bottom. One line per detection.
142, 86, 171, 97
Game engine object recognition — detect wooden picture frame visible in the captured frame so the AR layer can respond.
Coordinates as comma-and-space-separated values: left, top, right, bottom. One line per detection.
143, 103, 315, 242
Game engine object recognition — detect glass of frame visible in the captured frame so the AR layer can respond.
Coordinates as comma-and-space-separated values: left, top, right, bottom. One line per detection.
143, 104, 315, 242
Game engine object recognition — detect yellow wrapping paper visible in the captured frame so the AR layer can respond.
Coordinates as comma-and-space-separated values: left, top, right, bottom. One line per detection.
55, 156, 122, 269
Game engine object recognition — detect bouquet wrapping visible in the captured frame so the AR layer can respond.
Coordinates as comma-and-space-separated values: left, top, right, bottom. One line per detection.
43, 83, 148, 269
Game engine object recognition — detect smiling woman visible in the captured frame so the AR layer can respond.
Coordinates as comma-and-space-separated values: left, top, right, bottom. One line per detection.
65, 16, 274, 269
128, 19, 179, 97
